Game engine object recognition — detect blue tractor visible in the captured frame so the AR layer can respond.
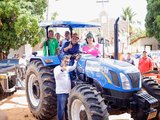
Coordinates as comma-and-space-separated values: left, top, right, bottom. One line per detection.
25, 20, 159, 120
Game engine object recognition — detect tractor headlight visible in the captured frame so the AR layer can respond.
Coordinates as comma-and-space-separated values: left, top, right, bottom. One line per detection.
120, 73, 131, 90
139, 75, 142, 88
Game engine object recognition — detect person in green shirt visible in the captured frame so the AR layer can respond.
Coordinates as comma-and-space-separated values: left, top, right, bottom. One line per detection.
40, 30, 59, 56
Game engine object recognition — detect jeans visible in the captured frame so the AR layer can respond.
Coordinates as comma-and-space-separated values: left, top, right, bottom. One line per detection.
57, 94, 69, 120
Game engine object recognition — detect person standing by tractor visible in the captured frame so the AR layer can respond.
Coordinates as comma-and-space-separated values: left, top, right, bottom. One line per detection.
40, 30, 59, 56
54, 55, 79, 120
138, 50, 153, 74
123, 52, 135, 65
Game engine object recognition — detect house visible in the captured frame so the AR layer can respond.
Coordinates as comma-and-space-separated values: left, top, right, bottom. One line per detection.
130, 37, 160, 53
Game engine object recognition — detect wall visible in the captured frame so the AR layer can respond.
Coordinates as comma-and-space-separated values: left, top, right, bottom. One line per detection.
131, 37, 160, 53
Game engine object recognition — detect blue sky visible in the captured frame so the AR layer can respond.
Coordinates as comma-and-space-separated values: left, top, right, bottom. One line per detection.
48, 0, 147, 24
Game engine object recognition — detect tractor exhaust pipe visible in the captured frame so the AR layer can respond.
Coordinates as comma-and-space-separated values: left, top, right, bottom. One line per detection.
114, 17, 119, 60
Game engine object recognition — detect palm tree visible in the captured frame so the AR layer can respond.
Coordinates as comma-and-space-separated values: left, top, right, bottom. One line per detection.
121, 6, 136, 38
121, 6, 136, 22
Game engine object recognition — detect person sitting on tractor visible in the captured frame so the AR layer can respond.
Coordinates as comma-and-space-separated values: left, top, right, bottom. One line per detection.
61, 33, 80, 81
138, 50, 153, 74
82, 32, 101, 57
62, 33, 80, 64
40, 30, 59, 56
60, 31, 71, 54
54, 55, 79, 120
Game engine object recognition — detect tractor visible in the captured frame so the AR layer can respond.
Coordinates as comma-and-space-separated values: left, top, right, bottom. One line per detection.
0, 65, 18, 100
26, 20, 160, 120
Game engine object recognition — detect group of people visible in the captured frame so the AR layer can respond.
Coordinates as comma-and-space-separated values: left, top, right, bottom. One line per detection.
40, 29, 159, 120
40, 30, 101, 58
41, 30, 101, 120
122, 50, 157, 74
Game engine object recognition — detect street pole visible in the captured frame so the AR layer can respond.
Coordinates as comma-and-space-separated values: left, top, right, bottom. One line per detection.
46, 0, 49, 21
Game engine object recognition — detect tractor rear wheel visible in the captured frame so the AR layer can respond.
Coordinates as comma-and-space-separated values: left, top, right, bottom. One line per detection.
142, 77, 160, 120
68, 84, 109, 120
26, 60, 56, 120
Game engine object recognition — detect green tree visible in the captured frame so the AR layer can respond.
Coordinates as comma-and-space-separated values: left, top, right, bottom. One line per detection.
51, 12, 58, 20
121, 6, 136, 36
145, 0, 160, 41
0, 0, 47, 55
121, 6, 136, 22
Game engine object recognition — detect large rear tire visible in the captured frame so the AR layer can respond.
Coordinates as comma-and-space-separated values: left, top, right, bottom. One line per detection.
142, 77, 160, 120
26, 61, 56, 120
68, 84, 109, 120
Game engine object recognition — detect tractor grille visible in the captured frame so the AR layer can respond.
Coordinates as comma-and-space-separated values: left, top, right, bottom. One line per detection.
110, 70, 120, 87
127, 73, 140, 88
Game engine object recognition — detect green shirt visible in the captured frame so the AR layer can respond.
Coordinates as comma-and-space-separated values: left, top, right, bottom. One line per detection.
43, 38, 58, 56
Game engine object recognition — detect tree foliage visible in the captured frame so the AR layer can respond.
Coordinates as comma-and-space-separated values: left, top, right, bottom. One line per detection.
145, 0, 160, 41
121, 6, 136, 38
0, 0, 47, 54
121, 6, 136, 22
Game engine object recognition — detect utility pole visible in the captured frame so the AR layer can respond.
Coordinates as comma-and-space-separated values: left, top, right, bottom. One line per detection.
46, 0, 49, 20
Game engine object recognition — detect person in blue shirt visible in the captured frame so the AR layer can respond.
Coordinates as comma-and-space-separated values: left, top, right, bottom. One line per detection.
61, 33, 80, 81
63, 33, 80, 56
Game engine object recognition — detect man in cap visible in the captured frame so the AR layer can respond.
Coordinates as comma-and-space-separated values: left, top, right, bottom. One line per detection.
62, 33, 80, 56
61, 33, 80, 80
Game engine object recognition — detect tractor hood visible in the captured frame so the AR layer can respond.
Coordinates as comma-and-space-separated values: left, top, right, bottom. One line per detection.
79, 55, 139, 74
78, 55, 141, 92
100, 58, 139, 73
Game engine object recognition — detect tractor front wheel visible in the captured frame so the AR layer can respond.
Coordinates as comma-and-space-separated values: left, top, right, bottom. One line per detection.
68, 84, 109, 120
26, 61, 56, 120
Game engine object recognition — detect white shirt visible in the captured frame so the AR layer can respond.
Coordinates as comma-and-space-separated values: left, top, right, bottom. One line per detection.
54, 61, 77, 94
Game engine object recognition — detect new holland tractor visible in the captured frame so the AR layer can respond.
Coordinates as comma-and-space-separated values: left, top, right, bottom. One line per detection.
26, 20, 160, 120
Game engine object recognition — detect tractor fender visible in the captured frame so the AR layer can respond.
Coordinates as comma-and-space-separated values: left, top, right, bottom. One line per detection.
30, 56, 60, 66
92, 79, 104, 93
